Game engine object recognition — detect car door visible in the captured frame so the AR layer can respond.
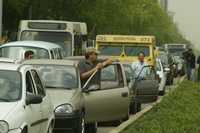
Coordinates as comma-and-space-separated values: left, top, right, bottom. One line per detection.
134, 66, 159, 103
30, 70, 51, 133
84, 64, 130, 123
25, 71, 42, 133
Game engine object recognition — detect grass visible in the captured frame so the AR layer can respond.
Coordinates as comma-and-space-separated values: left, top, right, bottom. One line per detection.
121, 81, 200, 133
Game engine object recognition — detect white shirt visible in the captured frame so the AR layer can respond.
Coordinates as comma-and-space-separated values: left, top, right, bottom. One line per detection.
131, 61, 149, 79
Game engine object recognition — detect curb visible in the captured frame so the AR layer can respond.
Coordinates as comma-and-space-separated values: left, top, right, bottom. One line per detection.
109, 76, 185, 133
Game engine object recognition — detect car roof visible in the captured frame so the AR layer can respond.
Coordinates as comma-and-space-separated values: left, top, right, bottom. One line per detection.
0, 41, 61, 50
23, 59, 76, 66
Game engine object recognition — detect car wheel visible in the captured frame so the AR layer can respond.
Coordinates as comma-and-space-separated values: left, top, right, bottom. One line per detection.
159, 90, 165, 96
130, 101, 141, 114
85, 122, 97, 133
47, 122, 53, 133
76, 113, 85, 133
122, 109, 130, 121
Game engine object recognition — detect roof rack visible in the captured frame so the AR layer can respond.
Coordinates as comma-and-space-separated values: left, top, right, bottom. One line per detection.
0, 58, 23, 64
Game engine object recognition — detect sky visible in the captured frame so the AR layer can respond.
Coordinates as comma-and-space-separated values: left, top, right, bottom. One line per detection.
168, 0, 200, 51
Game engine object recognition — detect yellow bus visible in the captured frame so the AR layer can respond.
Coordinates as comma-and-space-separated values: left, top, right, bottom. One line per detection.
96, 35, 156, 66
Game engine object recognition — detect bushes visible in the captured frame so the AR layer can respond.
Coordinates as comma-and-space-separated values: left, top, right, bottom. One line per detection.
121, 81, 200, 133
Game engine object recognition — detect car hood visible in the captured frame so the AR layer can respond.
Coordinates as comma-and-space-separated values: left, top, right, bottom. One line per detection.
46, 89, 77, 109
0, 102, 18, 120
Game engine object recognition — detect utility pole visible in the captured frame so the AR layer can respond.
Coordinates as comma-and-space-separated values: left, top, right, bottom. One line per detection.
0, 0, 3, 38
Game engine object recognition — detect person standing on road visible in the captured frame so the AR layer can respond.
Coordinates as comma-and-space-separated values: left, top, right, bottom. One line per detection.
131, 52, 148, 79
78, 47, 112, 88
184, 49, 196, 81
197, 55, 200, 81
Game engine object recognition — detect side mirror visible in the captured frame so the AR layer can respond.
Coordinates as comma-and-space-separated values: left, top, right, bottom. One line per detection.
26, 93, 43, 105
164, 67, 170, 73
83, 85, 100, 93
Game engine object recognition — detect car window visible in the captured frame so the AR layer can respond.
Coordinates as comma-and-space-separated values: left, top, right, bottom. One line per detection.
31, 70, 46, 97
101, 65, 117, 81
123, 64, 134, 83
50, 50, 54, 59
0, 70, 21, 102
53, 49, 59, 59
137, 66, 156, 80
58, 49, 63, 59
101, 64, 124, 89
0, 46, 49, 59
26, 71, 36, 94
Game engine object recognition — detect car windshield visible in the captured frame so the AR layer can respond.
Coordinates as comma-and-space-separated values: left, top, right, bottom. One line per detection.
21, 31, 72, 56
0, 46, 49, 59
35, 65, 78, 89
168, 48, 184, 57
99, 44, 123, 56
125, 45, 150, 56
0, 70, 21, 102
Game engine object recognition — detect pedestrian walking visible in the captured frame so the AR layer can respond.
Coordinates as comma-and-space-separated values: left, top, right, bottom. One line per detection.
197, 55, 200, 81
184, 49, 196, 81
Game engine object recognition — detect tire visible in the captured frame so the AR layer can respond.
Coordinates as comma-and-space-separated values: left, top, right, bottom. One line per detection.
159, 90, 165, 96
76, 113, 85, 133
122, 109, 130, 121
85, 122, 97, 133
130, 101, 141, 114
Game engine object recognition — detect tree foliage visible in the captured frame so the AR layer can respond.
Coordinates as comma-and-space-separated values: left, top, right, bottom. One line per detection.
3, 0, 189, 44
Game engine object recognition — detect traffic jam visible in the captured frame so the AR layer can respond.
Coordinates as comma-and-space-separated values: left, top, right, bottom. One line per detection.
0, 20, 187, 133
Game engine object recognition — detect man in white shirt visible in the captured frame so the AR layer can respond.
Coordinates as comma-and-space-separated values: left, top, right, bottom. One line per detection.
131, 52, 148, 79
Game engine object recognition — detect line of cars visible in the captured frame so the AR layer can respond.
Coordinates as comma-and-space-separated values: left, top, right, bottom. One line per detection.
0, 41, 164, 133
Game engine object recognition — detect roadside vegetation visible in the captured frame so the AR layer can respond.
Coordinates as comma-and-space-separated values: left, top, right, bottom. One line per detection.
4, 0, 189, 44
121, 81, 200, 133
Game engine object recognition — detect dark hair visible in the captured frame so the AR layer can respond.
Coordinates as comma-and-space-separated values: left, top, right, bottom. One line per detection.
25, 50, 34, 58
85, 51, 97, 59
138, 51, 145, 57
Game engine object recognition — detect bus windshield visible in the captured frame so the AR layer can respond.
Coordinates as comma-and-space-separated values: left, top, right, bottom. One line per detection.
99, 45, 123, 56
21, 31, 72, 56
168, 48, 184, 57
98, 43, 150, 56
125, 45, 150, 56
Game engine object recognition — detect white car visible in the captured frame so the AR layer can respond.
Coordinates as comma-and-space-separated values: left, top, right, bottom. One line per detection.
0, 41, 63, 60
0, 58, 54, 133
156, 58, 167, 95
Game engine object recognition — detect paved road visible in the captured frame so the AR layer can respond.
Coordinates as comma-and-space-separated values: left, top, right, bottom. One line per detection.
98, 78, 180, 133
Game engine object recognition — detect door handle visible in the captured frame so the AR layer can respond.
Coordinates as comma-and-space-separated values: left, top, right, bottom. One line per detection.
121, 92, 128, 97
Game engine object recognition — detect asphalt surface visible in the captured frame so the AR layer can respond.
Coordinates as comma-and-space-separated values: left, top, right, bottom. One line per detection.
98, 78, 180, 133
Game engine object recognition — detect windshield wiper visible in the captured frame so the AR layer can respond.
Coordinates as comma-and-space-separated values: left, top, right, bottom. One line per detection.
0, 98, 11, 102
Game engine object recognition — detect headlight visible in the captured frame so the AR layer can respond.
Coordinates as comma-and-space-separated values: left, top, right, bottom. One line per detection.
55, 104, 73, 114
0, 121, 9, 133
